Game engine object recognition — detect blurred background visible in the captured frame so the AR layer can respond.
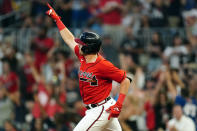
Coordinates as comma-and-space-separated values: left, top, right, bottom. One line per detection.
0, 0, 197, 131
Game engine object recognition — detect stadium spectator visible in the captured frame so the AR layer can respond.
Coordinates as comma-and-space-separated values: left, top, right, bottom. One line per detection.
149, 0, 167, 27
30, 0, 49, 17
55, 0, 73, 28
140, 14, 150, 29
1, 45, 18, 73
164, 34, 188, 70
102, 34, 120, 67
30, 59, 66, 119
188, 76, 197, 100
154, 91, 173, 130
22, 16, 35, 29
12, 92, 28, 130
87, 0, 103, 35
21, 52, 35, 100
30, 118, 56, 131
65, 77, 80, 108
122, 1, 143, 35
119, 94, 146, 131
167, 105, 196, 131
99, 0, 125, 47
0, 87, 13, 129
71, 0, 89, 28
147, 32, 164, 73
0, 0, 12, 15
164, 0, 183, 27
181, 0, 197, 11
0, 0, 13, 27
175, 88, 197, 128
0, 61, 20, 103
31, 26, 54, 71
3, 120, 17, 131
120, 27, 143, 65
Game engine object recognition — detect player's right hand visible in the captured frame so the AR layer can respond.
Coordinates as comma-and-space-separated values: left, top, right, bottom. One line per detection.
106, 101, 122, 120
46, 3, 60, 21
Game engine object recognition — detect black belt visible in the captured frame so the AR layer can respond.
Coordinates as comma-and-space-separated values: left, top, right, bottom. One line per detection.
86, 97, 111, 110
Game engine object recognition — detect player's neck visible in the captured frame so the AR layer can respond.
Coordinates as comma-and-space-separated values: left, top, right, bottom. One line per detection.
84, 54, 98, 63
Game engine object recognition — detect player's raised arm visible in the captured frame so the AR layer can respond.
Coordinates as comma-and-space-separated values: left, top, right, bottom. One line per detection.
46, 3, 77, 51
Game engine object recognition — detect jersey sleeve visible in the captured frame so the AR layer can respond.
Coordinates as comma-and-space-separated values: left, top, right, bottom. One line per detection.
99, 60, 126, 83
74, 45, 80, 59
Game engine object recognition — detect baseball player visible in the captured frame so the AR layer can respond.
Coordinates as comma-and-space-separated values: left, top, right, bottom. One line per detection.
46, 3, 132, 131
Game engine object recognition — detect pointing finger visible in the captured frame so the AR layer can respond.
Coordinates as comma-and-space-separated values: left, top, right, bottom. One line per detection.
47, 3, 53, 9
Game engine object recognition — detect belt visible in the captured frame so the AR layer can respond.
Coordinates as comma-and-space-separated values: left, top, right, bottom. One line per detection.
86, 97, 111, 110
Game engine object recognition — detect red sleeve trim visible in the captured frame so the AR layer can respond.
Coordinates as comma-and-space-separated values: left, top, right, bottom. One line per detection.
74, 45, 80, 59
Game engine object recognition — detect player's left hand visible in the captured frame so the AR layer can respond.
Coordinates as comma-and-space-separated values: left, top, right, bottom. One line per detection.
106, 101, 122, 120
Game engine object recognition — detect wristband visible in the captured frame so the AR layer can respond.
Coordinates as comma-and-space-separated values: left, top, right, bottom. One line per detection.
117, 93, 126, 105
56, 19, 66, 31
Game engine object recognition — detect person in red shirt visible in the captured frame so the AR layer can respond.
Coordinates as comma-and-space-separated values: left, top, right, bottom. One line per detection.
29, 59, 66, 119
23, 52, 36, 97
99, 0, 125, 47
46, 3, 131, 130
99, 0, 123, 25
0, 61, 20, 103
31, 26, 54, 71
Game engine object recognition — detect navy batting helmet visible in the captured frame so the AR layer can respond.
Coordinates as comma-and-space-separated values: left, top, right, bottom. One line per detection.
75, 32, 102, 54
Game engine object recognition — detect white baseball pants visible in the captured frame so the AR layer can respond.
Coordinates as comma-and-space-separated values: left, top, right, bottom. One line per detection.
73, 98, 122, 131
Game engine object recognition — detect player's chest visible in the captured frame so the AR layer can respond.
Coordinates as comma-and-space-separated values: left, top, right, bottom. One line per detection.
78, 65, 99, 86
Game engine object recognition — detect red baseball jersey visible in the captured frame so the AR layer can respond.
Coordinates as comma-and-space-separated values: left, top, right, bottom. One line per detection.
0, 72, 19, 93
74, 45, 126, 104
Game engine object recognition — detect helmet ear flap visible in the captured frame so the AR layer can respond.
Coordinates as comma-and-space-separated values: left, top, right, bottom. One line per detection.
81, 44, 100, 54
81, 46, 89, 54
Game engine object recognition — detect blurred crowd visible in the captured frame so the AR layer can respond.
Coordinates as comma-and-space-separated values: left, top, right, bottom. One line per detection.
0, 0, 197, 131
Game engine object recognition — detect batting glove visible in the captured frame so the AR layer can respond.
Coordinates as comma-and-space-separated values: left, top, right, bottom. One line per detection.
46, 3, 60, 21
106, 93, 126, 120
106, 101, 122, 120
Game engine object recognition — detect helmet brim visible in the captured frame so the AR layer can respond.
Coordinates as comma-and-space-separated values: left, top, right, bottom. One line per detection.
74, 38, 87, 46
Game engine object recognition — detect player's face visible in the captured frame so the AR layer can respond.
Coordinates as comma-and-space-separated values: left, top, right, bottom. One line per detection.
173, 105, 182, 120
3, 62, 10, 74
